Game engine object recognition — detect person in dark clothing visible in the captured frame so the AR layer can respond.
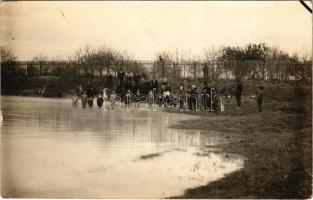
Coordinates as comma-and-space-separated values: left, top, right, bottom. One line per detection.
208, 87, 214, 110
151, 77, 159, 99
257, 86, 264, 112
87, 93, 94, 108
160, 78, 168, 95
212, 89, 223, 115
177, 83, 186, 110
138, 78, 144, 94
92, 87, 99, 97
130, 80, 137, 95
117, 81, 126, 100
190, 85, 198, 111
76, 87, 80, 97
235, 80, 243, 108
96, 94, 104, 108
106, 71, 113, 89
148, 90, 153, 107
86, 86, 92, 97
134, 89, 141, 107
156, 81, 167, 107
160, 81, 167, 95
125, 89, 131, 108
141, 72, 147, 80
117, 70, 125, 83
124, 79, 131, 92
57, 89, 62, 99
126, 72, 133, 83
134, 72, 141, 86
140, 79, 149, 95
186, 87, 192, 110
152, 77, 159, 89
201, 82, 210, 110
146, 78, 153, 92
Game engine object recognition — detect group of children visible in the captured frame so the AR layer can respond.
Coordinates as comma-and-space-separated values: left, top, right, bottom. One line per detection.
71, 79, 226, 113
71, 70, 264, 113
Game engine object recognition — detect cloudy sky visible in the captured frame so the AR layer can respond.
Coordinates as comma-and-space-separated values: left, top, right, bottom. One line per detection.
0, 1, 311, 60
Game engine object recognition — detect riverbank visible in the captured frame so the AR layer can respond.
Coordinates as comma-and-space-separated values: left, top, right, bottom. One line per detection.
170, 96, 312, 199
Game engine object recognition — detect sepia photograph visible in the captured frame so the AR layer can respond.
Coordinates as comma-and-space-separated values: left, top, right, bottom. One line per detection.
0, 1, 312, 199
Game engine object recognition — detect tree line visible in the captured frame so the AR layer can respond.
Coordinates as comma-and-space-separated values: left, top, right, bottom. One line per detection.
154, 43, 311, 81
1, 43, 312, 82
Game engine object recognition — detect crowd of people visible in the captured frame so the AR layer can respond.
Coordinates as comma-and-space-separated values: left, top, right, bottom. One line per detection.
71, 69, 264, 113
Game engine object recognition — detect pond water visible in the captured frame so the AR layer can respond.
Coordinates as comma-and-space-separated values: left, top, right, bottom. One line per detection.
1, 96, 244, 198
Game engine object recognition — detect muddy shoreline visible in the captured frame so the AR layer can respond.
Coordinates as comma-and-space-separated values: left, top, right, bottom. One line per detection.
169, 97, 312, 199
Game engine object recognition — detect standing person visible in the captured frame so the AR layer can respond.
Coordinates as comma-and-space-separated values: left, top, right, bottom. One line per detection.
81, 91, 88, 109
118, 80, 126, 101
257, 86, 264, 112
139, 79, 145, 96
212, 89, 223, 115
186, 86, 192, 110
158, 80, 167, 107
160, 77, 168, 101
235, 80, 243, 109
72, 93, 79, 108
56, 89, 62, 99
103, 88, 108, 101
130, 80, 137, 96
124, 78, 131, 93
151, 76, 159, 98
165, 83, 172, 105
87, 86, 95, 108
87, 96, 94, 108
146, 78, 153, 92
110, 90, 117, 109
190, 85, 198, 111
128, 72, 134, 83
135, 89, 141, 107
106, 71, 113, 100
96, 94, 104, 108
106, 71, 113, 89
148, 90, 154, 107
141, 71, 147, 80
160, 81, 167, 95
117, 69, 125, 83
134, 72, 141, 86
177, 83, 186, 110
78, 84, 84, 97
201, 82, 210, 110
125, 89, 131, 108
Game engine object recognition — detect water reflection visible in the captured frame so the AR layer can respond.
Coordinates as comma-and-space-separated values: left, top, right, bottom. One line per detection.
1, 96, 244, 198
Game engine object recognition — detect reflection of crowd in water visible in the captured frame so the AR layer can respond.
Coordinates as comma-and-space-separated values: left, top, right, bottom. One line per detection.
72, 70, 225, 113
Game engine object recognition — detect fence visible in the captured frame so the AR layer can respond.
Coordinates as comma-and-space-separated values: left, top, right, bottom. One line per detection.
1, 59, 311, 82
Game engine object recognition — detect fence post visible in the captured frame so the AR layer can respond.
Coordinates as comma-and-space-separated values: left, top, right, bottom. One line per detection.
193, 62, 196, 80
25, 62, 28, 77
225, 61, 228, 80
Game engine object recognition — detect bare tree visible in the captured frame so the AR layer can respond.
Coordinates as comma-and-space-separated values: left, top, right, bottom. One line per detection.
153, 51, 175, 79
33, 54, 48, 75
1, 46, 17, 63
203, 47, 222, 81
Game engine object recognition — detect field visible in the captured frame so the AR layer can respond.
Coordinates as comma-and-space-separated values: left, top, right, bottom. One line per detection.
169, 81, 312, 198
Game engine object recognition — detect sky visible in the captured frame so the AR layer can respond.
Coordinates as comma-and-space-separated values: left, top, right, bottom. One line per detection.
0, 1, 312, 61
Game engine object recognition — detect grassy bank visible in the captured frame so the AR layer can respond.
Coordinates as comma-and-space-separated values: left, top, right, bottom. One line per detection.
170, 93, 312, 198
